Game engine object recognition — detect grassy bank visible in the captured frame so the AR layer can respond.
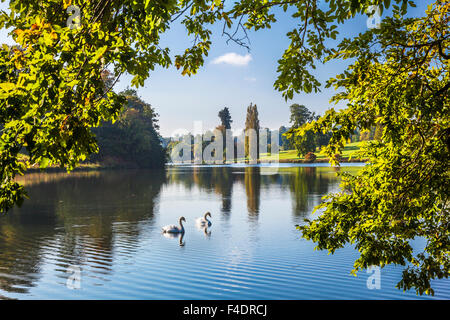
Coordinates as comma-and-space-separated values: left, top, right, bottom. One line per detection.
169, 141, 367, 165
18, 154, 123, 172
259, 141, 364, 163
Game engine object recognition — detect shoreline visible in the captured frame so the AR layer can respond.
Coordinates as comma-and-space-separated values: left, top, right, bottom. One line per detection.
168, 157, 368, 166
23, 157, 367, 173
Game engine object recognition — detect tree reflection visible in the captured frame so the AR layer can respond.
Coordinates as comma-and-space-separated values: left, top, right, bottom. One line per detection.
166, 166, 339, 220
0, 165, 343, 298
244, 167, 261, 219
167, 167, 234, 216
286, 167, 334, 216
0, 170, 165, 296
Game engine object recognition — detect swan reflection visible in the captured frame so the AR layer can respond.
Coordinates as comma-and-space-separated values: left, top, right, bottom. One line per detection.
203, 226, 211, 238
163, 231, 185, 246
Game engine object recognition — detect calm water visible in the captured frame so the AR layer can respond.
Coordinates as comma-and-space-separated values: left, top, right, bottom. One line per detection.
0, 165, 449, 300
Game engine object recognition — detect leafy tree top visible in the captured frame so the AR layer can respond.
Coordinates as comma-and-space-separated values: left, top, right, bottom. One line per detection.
245, 103, 260, 131
218, 107, 232, 129
289, 104, 315, 128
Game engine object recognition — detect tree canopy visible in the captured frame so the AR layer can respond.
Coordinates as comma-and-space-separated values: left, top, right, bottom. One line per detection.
289, 104, 315, 128
245, 103, 260, 132
293, 1, 449, 295
92, 89, 166, 168
0, 0, 417, 210
218, 107, 233, 129
245, 102, 260, 157
287, 104, 331, 156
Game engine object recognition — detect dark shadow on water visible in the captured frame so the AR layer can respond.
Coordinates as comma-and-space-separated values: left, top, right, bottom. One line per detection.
1, 169, 165, 295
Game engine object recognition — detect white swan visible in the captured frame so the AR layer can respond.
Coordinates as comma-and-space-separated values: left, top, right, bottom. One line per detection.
162, 216, 186, 234
196, 212, 212, 227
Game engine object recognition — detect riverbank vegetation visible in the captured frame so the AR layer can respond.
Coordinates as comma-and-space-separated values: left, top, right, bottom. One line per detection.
90, 88, 166, 169
17, 87, 166, 171
167, 102, 366, 164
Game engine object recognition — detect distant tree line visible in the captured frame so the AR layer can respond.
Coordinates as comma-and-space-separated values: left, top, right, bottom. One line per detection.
168, 103, 268, 163
285, 104, 383, 157
169, 102, 383, 163
91, 88, 166, 168
166, 102, 387, 163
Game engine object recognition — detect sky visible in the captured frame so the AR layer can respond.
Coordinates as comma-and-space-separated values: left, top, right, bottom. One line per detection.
0, 1, 431, 137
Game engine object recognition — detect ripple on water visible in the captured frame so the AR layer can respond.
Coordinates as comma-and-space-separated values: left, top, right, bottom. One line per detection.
1, 167, 449, 300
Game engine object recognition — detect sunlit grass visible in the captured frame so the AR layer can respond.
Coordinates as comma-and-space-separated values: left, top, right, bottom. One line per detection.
260, 141, 363, 161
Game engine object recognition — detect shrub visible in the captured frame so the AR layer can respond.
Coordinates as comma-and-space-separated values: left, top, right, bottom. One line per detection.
334, 153, 344, 162
304, 152, 317, 163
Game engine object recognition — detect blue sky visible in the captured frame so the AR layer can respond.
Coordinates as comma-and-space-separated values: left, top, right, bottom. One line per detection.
0, 1, 431, 137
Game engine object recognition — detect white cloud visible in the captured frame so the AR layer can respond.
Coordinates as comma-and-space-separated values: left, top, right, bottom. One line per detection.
211, 53, 252, 66
244, 77, 257, 82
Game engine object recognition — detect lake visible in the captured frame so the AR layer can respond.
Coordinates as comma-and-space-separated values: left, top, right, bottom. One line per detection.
0, 165, 448, 299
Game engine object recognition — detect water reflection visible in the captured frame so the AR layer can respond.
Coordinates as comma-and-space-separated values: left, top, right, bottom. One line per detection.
198, 226, 212, 238
3, 165, 441, 300
286, 166, 336, 215
244, 167, 261, 219
163, 232, 185, 247
1, 170, 165, 296
166, 166, 340, 219
5, 166, 338, 297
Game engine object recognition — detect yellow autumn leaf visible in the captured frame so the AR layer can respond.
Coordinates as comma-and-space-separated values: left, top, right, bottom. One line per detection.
63, 0, 72, 9
14, 59, 24, 70
0, 83, 17, 98
14, 29, 24, 36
